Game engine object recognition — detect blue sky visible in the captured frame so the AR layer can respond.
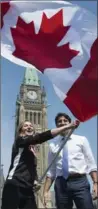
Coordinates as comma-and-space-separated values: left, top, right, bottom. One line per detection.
1, 1, 97, 179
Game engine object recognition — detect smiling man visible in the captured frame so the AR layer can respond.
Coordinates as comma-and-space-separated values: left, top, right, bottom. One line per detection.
43, 113, 97, 209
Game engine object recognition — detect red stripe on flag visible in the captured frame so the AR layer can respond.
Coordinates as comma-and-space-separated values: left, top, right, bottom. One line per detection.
64, 38, 98, 122
1, 2, 10, 29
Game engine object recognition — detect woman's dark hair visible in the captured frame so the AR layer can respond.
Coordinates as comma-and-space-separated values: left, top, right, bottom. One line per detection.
55, 113, 71, 125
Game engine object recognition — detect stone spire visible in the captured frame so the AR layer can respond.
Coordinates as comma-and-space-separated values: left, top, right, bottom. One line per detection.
23, 67, 40, 86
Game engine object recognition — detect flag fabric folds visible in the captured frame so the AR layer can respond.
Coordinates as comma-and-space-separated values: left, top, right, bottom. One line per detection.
1, 1, 98, 122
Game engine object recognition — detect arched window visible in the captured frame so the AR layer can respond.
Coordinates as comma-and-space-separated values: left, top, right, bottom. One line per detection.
30, 112, 32, 122
25, 111, 28, 120
38, 112, 40, 125
34, 112, 36, 124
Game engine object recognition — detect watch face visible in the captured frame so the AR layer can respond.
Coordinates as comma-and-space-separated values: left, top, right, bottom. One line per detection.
27, 91, 37, 100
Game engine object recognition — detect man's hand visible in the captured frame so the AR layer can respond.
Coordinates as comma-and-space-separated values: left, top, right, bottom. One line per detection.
92, 182, 98, 200
43, 192, 49, 208
71, 120, 80, 129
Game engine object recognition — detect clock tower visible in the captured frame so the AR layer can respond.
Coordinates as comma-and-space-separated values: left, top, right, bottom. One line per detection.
15, 67, 52, 208
15, 67, 47, 132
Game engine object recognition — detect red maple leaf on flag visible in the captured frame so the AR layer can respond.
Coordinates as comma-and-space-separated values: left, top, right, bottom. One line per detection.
1, 2, 10, 29
11, 9, 79, 72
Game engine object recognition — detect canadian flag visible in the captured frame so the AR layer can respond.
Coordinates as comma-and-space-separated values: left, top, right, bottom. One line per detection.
1, 1, 98, 122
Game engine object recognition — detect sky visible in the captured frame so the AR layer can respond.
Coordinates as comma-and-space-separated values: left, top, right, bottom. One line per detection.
1, 0, 97, 181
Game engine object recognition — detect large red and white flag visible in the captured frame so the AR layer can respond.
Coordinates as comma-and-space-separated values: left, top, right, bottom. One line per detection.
1, 1, 98, 121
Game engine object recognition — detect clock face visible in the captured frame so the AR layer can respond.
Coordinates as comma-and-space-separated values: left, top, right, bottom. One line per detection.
27, 91, 37, 100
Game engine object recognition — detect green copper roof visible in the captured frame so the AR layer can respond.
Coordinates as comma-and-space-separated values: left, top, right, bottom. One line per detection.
23, 67, 40, 86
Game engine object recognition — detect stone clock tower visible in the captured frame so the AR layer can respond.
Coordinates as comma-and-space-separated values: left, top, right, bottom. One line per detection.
15, 67, 52, 208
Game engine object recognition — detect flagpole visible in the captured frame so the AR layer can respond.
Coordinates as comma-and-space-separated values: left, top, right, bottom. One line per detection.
38, 127, 75, 184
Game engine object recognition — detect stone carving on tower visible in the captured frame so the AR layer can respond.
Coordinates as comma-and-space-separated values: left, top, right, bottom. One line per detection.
15, 67, 52, 208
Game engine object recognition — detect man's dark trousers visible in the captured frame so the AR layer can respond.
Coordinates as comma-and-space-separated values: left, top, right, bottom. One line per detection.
54, 175, 94, 209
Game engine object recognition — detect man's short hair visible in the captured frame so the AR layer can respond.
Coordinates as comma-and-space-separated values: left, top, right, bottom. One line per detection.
55, 113, 71, 125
